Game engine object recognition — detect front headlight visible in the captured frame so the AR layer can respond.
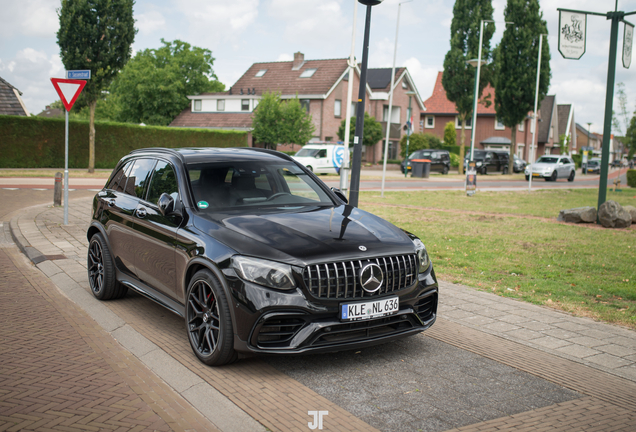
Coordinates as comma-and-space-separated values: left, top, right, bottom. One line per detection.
232, 256, 295, 290
412, 238, 431, 273
476, 161, 482, 166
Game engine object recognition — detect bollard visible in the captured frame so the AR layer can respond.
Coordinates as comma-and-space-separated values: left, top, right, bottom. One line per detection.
54, 172, 62, 206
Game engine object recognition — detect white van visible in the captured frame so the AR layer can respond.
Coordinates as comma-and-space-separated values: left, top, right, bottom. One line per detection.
292, 144, 346, 174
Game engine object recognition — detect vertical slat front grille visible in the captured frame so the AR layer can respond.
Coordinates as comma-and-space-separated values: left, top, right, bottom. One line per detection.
303, 254, 418, 299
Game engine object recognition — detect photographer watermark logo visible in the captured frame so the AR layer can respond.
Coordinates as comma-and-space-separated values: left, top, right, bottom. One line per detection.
308, 411, 328, 430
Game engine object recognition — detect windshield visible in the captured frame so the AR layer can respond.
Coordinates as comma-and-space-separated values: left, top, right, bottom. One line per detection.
295, 148, 320, 157
187, 160, 334, 211
536, 156, 558, 164
587, 160, 600, 166
465, 150, 486, 160
409, 151, 432, 160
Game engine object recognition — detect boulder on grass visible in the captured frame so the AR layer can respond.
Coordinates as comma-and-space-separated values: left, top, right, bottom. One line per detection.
624, 205, 636, 223
598, 200, 632, 228
557, 206, 597, 223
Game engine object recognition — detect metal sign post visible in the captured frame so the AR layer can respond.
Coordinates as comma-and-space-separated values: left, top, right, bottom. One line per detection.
557, 5, 636, 216
50, 77, 87, 225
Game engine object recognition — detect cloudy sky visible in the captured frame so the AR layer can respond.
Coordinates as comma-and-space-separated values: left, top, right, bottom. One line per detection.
2, 0, 636, 135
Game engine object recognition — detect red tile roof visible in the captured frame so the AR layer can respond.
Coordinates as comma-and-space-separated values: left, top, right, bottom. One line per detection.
170, 108, 254, 129
209, 58, 349, 97
423, 72, 496, 115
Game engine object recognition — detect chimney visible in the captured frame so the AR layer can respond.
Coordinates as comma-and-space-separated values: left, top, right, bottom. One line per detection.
292, 52, 305, 71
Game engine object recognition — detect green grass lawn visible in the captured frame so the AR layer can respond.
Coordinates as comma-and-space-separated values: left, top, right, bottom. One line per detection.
360, 189, 636, 329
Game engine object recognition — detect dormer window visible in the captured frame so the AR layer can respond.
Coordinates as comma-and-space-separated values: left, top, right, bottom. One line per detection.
300, 68, 317, 78
255, 69, 267, 77
193, 100, 202, 111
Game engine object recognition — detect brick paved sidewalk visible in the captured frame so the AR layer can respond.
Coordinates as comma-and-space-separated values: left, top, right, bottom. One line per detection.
6, 197, 636, 431
0, 242, 219, 431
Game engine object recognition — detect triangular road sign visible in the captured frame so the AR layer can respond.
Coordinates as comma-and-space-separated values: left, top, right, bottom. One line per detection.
50, 78, 87, 112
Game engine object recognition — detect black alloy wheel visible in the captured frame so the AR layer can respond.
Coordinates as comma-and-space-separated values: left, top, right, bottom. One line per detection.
568, 170, 575, 182
502, 166, 508, 175
442, 166, 449, 175
87, 233, 127, 300
551, 170, 558, 182
186, 270, 237, 366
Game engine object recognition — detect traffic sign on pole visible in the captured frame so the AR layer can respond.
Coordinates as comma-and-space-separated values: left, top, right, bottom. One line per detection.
50, 78, 86, 112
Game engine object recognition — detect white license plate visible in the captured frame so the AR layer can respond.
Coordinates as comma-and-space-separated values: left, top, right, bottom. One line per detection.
341, 297, 399, 321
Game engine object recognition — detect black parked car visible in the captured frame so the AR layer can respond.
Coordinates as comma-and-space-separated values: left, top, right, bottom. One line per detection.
87, 148, 438, 366
401, 149, 451, 174
464, 150, 509, 174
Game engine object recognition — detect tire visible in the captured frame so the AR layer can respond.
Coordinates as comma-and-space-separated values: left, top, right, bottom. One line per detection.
525, 175, 529, 181
186, 269, 237, 366
502, 166, 508, 175
442, 166, 449, 175
481, 167, 487, 175
307, 165, 313, 172
87, 233, 127, 300
550, 170, 558, 182
568, 170, 575, 182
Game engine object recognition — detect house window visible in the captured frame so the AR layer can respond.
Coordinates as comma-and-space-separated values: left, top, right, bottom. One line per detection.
301, 99, 310, 113
495, 118, 505, 130
334, 99, 342, 117
193, 100, 202, 112
241, 99, 250, 111
420, 119, 424, 132
300, 68, 317, 78
351, 102, 357, 117
425, 116, 435, 129
456, 117, 472, 129
382, 105, 400, 123
402, 81, 408, 89
255, 69, 267, 77
217, 99, 225, 111
518, 121, 524, 132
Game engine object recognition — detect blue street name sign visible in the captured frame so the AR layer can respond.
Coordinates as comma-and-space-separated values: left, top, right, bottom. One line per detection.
66, 70, 91, 79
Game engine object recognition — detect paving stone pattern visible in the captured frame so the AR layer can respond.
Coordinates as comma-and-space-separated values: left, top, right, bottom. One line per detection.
0, 244, 218, 432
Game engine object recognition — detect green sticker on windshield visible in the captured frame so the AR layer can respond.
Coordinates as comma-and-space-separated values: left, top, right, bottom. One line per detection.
197, 201, 209, 209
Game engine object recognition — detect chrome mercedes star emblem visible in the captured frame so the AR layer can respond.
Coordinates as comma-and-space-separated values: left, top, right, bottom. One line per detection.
359, 263, 383, 293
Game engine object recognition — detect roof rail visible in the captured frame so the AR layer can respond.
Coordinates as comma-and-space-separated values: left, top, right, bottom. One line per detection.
130, 147, 186, 164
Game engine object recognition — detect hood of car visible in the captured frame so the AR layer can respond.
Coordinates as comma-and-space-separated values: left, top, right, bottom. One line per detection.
194, 205, 415, 266
528, 162, 556, 171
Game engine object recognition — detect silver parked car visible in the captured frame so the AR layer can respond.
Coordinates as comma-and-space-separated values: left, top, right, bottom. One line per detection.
525, 155, 576, 182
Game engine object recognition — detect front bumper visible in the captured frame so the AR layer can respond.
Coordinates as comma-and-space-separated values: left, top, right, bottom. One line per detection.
225, 264, 438, 355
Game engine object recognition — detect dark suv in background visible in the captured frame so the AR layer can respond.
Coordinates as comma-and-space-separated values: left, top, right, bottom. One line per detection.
401, 149, 451, 174
87, 148, 438, 366
463, 150, 509, 174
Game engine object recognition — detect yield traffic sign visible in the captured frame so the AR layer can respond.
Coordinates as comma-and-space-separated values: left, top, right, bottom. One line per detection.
50, 78, 87, 111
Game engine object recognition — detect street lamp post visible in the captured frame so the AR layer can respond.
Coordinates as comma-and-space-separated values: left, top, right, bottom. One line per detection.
349, 0, 384, 208
381, 0, 412, 197
403, 92, 416, 178
467, 20, 492, 166
528, 33, 547, 192
586, 121, 592, 175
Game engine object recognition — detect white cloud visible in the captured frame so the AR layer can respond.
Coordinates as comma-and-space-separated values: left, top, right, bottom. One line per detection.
403, 57, 439, 101
0, 0, 59, 39
137, 10, 166, 35
0, 48, 65, 115
174, 0, 259, 48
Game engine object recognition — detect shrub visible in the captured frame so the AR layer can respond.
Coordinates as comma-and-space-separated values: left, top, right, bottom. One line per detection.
449, 153, 461, 167
571, 154, 582, 168
627, 169, 636, 188
0, 115, 247, 168
399, 133, 442, 158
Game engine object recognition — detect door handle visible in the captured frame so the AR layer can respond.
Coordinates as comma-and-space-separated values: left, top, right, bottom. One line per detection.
136, 207, 147, 218
108, 199, 116, 207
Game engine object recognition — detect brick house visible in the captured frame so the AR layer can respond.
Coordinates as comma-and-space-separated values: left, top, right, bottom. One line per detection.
574, 123, 602, 156
421, 72, 576, 160
0, 76, 30, 116
170, 52, 424, 162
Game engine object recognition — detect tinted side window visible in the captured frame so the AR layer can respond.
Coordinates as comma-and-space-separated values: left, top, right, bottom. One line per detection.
147, 161, 179, 205
125, 158, 156, 199
317, 149, 327, 158
106, 161, 132, 192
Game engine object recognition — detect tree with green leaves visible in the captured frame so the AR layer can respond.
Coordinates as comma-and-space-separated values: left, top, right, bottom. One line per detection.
280, 98, 315, 151
625, 113, 636, 159
494, 0, 550, 172
252, 92, 314, 150
110, 39, 224, 126
338, 112, 383, 150
399, 133, 442, 158
443, 121, 457, 147
442, 0, 495, 175
57, 0, 136, 172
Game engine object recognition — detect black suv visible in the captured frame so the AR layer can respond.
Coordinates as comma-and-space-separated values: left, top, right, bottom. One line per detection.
87, 148, 438, 366
401, 149, 451, 174
464, 150, 509, 174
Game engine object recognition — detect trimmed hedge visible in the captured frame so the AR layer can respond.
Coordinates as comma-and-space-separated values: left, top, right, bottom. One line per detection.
627, 169, 636, 188
0, 115, 248, 169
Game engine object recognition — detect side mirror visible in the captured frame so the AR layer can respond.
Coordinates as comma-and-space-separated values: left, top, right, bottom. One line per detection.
158, 193, 175, 216
331, 187, 349, 204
